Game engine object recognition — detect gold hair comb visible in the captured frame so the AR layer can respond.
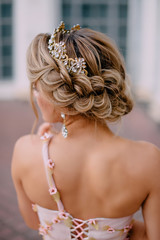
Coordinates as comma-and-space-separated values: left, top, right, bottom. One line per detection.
48, 21, 88, 75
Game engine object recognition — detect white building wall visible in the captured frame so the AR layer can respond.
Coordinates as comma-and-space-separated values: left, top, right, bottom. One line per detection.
0, 0, 61, 99
138, 0, 157, 100
148, 0, 160, 122
127, 0, 160, 122
128, 0, 157, 99
127, 0, 142, 86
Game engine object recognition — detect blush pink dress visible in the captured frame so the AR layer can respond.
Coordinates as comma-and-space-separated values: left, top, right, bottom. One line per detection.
32, 133, 134, 240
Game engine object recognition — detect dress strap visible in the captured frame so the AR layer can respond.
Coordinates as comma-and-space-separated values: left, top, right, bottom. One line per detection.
41, 133, 65, 212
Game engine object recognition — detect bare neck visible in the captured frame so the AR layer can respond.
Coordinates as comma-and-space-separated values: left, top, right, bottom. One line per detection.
62, 114, 114, 139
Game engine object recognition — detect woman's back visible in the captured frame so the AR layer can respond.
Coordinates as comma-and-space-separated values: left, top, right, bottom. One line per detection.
19, 121, 152, 220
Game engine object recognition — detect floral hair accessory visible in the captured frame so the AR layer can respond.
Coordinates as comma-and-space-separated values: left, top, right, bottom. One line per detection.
48, 21, 88, 76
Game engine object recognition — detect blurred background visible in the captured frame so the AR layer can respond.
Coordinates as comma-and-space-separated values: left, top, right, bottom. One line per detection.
0, 0, 160, 239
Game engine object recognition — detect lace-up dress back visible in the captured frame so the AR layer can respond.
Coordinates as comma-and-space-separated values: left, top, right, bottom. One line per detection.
32, 133, 133, 240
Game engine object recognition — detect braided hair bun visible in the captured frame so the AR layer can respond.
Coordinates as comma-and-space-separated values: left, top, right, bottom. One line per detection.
27, 28, 134, 124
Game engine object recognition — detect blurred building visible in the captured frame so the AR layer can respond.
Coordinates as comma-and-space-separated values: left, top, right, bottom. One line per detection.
0, 0, 160, 122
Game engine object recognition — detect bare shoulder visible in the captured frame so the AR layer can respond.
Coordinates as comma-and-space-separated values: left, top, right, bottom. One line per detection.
12, 134, 42, 170
97, 136, 160, 180
14, 134, 41, 150
136, 139, 160, 173
128, 139, 160, 165
88, 136, 160, 170
13, 134, 41, 156
122, 138, 160, 179
87, 137, 160, 202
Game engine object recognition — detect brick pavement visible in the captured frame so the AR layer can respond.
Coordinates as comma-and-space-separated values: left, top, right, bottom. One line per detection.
0, 101, 38, 240
0, 100, 160, 239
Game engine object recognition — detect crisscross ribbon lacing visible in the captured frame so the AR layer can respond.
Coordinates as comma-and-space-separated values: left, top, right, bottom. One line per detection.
70, 218, 89, 239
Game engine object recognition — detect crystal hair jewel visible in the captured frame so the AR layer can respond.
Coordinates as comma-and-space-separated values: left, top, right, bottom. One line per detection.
48, 21, 88, 75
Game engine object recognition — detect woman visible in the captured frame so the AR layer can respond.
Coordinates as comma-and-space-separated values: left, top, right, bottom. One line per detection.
12, 22, 160, 240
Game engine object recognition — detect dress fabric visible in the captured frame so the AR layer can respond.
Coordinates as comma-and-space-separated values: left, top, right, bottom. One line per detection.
32, 133, 134, 240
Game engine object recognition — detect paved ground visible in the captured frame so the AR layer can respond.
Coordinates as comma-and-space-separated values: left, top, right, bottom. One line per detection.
0, 100, 160, 240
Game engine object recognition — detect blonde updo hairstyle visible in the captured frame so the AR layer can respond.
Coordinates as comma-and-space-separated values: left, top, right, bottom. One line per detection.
27, 27, 134, 127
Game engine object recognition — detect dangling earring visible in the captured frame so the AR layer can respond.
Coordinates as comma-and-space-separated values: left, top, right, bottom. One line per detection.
61, 113, 68, 138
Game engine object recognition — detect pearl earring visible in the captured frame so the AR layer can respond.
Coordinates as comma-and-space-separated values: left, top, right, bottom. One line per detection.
61, 113, 68, 138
